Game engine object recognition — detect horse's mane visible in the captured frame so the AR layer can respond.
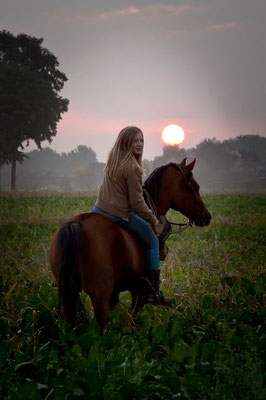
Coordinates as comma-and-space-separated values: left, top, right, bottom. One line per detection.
143, 162, 182, 205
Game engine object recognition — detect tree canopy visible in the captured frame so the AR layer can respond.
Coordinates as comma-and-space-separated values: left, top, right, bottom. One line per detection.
0, 30, 69, 189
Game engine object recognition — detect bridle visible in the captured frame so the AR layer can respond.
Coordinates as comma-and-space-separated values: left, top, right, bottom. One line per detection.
174, 164, 199, 202
143, 163, 199, 234
169, 219, 193, 233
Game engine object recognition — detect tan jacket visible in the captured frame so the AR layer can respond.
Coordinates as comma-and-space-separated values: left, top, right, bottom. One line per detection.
96, 162, 157, 226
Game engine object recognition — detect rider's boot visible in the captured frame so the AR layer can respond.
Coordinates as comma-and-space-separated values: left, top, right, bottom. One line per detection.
143, 269, 173, 306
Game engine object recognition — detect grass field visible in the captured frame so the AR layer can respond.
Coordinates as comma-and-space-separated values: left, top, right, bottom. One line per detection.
0, 193, 265, 400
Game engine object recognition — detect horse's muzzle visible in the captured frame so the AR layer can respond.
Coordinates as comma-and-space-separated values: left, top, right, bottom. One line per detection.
193, 211, 212, 227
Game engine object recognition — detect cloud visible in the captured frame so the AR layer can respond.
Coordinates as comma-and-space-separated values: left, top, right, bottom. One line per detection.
143, 3, 201, 16
49, 1, 212, 28
206, 21, 243, 32
97, 6, 140, 21
50, 5, 140, 25
87, 2, 203, 24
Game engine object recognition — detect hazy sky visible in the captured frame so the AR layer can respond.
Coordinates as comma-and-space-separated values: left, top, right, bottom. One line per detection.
1, 0, 266, 161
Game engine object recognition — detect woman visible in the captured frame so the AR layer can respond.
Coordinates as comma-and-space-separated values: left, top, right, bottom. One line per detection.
91, 126, 172, 305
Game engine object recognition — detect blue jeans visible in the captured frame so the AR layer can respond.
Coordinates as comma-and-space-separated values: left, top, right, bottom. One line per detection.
90, 206, 159, 270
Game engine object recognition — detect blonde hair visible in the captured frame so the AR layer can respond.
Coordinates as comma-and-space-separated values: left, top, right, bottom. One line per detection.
105, 126, 144, 177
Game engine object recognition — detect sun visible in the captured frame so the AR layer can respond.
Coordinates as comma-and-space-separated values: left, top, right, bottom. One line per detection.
162, 124, 185, 146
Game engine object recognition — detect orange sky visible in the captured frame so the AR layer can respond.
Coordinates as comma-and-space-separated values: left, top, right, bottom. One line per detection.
47, 110, 265, 161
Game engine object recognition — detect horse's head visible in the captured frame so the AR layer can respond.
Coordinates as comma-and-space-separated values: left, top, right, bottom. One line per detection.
169, 158, 211, 227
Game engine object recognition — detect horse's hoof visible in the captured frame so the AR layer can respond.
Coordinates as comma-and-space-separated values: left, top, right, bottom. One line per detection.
142, 292, 173, 307
158, 296, 173, 306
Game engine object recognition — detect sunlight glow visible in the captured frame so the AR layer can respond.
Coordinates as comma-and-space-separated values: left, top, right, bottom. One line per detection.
162, 124, 185, 145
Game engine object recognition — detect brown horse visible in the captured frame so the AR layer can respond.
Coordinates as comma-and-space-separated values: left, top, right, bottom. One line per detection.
49, 158, 211, 333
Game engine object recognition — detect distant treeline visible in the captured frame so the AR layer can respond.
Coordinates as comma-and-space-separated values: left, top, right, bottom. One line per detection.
0, 145, 104, 192
1, 135, 266, 192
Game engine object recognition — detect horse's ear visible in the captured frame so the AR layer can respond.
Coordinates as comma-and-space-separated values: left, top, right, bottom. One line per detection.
183, 158, 197, 173
180, 158, 187, 166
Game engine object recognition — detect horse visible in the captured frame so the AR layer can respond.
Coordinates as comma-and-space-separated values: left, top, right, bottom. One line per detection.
49, 158, 211, 333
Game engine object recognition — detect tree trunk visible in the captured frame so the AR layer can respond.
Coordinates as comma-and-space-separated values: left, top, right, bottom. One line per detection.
11, 158, 16, 191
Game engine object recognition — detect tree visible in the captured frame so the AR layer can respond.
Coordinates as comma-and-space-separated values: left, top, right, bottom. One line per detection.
0, 30, 69, 190
195, 138, 235, 171
225, 135, 266, 163
162, 144, 187, 162
73, 168, 97, 191
152, 144, 187, 169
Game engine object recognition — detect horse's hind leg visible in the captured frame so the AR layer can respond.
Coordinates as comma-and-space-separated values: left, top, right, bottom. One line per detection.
91, 294, 111, 335
110, 289, 119, 310
76, 296, 88, 323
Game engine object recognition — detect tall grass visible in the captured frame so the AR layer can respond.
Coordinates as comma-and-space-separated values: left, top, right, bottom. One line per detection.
0, 193, 265, 399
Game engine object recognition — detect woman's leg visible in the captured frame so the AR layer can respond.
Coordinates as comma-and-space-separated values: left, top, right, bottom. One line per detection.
123, 214, 172, 305
121, 214, 159, 271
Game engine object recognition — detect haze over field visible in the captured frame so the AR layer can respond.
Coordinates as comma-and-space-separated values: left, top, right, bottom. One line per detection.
1, 135, 265, 192
1, 0, 266, 161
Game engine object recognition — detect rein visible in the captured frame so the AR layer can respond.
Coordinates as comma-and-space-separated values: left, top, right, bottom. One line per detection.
143, 188, 193, 235
169, 220, 193, 233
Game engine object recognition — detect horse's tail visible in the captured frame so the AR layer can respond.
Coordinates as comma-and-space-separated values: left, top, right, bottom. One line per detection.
56, 221, 84, 326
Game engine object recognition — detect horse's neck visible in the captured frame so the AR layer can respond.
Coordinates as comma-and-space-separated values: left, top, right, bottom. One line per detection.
144, 188, 170, 217
156, 167, 175, 215
144, 165, 175, 216
156, 198, 171, 216
143, 188, 157, 216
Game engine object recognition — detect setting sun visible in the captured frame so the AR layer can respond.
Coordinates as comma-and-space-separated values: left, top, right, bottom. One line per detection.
162, 124, 185, 146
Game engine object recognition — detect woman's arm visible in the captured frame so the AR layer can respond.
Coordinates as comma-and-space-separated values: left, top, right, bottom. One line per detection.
127, 167, 158, 226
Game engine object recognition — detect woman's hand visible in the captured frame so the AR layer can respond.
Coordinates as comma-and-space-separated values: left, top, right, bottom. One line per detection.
154, 215, 172, 241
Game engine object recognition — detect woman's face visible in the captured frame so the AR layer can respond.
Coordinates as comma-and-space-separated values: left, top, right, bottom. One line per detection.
132, 131, 144, 156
